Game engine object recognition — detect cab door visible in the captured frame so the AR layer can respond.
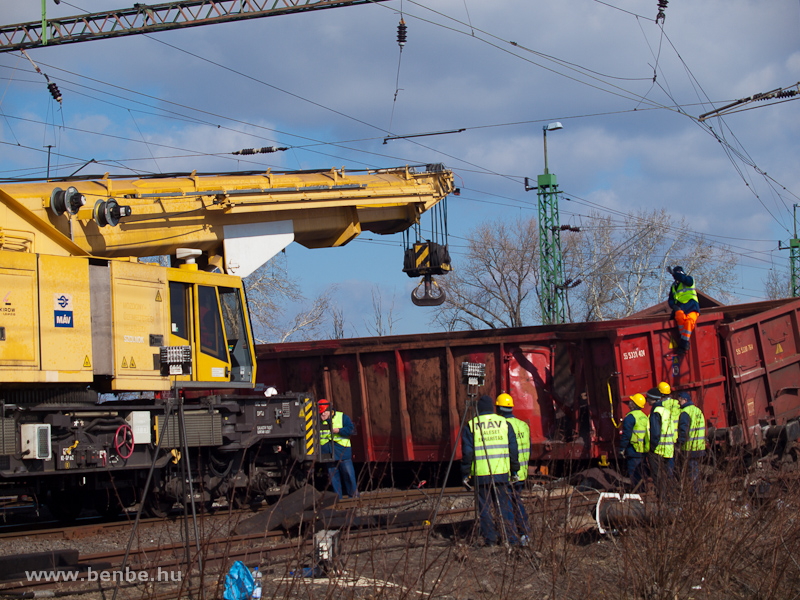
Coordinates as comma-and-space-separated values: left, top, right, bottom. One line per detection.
167, 271, 255, 387
167, 280, 193, 384
195, 284, 230, 383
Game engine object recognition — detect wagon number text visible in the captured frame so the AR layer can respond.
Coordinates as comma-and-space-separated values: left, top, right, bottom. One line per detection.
623, 349, 646, 360
735, 343, 754, 356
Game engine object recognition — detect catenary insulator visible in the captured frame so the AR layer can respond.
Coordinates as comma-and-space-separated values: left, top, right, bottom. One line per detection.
656, 0, 668, 24
397, 19, 407, 48
47, 82, 62, 103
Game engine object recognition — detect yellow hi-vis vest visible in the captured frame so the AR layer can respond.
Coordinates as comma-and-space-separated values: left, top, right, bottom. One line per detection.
654, 406, 676, 458
508, 417, 531, 481
630, 409, 650, 453
468, 414, 511, 477
672, 281, 698, 305
319, 412, 350, 447
681, 404, 706, 452
662, 397, 681, 441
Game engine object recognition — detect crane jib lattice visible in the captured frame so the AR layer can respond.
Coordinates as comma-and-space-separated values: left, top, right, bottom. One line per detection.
0, 0, 391, 52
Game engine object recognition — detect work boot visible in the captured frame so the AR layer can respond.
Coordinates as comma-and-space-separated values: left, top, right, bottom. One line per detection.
678, 339, 690, 353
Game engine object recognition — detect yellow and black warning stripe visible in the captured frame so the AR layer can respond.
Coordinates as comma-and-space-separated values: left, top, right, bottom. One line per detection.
413, 242, 430, 269
303, 396, 315, 456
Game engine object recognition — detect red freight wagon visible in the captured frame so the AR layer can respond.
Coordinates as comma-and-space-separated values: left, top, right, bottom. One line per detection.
255, 299, 800, 468
718, 299, 800, 451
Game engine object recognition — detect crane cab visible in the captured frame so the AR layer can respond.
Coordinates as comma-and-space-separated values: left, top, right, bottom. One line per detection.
166, 267, 255, 388
0, 251, 256, 399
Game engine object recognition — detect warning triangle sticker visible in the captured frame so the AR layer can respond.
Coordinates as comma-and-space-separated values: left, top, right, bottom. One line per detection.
83, 355, 91, 368
121, 357, 128, 369
776, 342, 784, 355
129, 357, 137, 369
669, 338, 675, 349
155, 290, 162, 302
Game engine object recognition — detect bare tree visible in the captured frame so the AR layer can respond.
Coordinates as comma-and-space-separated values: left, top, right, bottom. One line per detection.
364, 285, 399, 337
571, 209, 738, 320
432, 216, 541, 330
433, 209, 739, 330
276, 287, 336, 342
331, 305, 347, 339
764, 267, 791, 300
245, 255, 337, 342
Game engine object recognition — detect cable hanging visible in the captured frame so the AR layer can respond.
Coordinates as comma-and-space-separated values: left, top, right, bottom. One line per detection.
20, 49, 61, 104
388, 12, 407, 133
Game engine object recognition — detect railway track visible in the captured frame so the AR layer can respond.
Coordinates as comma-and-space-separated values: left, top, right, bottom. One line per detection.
0, 502, 475, 596
0, 482, 604, 597
0, 486, 474, 541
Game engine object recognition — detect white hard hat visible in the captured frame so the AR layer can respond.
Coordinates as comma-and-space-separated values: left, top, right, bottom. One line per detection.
264, 386, 278, 397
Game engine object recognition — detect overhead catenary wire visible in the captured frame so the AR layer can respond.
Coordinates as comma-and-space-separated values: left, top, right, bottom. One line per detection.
0, 27, 792, 278
0, 18, 792, 224
0, 3, 793, 304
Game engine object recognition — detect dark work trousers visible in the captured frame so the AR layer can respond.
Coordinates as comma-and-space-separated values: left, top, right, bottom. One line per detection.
649, 454, 675, 500
626, 456, 648, 492
476, 481, 517, 545
510, 481, 530, 539
677, 453, 704, 495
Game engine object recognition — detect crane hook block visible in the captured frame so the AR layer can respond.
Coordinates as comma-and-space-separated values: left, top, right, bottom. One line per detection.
411, 274, 445, 307
404, 241, 450, 306
403, 241, 451, 277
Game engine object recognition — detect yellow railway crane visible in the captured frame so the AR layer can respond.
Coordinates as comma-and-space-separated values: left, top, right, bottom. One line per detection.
0, 164, 454, 398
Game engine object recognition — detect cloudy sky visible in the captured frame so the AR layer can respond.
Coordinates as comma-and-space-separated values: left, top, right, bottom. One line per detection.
1, 1, 798, 337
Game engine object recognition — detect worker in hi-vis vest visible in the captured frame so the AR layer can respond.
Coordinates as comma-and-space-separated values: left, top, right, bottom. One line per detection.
647, 388, 677, 499
619, 393, 650, 491
677, 391, 706, 493
319, 398, 359, 499
667, 265, 699, 353
461, 394, 519, 547
495, 392, 531, 545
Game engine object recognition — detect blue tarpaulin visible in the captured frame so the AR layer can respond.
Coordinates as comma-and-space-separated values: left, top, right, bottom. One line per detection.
223, 561, 254, 600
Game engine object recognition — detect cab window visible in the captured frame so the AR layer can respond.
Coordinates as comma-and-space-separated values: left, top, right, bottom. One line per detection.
198, 285, 227, 360
219, 287, 253, 382
169, 281, 189, 340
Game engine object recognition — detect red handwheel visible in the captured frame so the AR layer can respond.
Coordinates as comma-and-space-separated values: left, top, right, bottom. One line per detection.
115, 424, 135, 459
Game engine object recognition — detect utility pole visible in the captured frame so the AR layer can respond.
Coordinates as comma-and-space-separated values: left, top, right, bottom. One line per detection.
778, 204, 800, 298
526, 122, 567, 325
792, 205, 800, 297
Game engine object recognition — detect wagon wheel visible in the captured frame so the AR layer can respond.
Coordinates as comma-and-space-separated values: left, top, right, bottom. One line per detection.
48, 491, 85, 522
95, 488, 125, 518
231, 489, 259, 511
144, 491, 174, 518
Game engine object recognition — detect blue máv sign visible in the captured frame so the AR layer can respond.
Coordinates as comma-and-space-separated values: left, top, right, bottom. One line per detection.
54, 293, 74, 328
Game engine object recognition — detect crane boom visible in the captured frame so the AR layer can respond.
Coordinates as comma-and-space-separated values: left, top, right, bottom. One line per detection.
0, 0, 391, 53
0, 163, 453, 394
0, 164, 454, 277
